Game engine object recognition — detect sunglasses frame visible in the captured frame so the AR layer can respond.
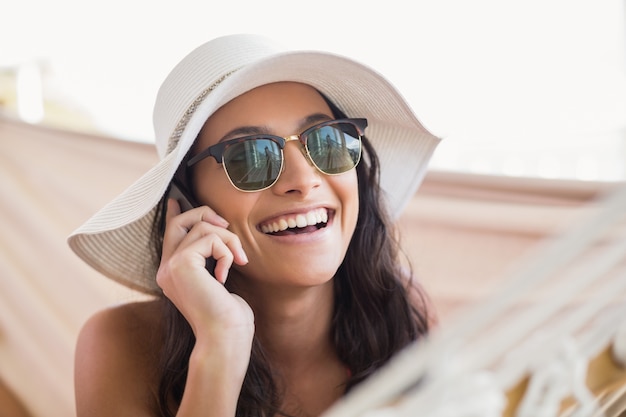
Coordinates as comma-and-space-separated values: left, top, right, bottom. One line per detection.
187, 118, 368, 192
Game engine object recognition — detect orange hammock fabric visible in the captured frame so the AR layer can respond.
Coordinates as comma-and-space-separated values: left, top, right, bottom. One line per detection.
0, 116, 620, 416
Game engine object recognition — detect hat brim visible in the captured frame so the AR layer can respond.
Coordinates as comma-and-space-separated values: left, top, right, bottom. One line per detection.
68, 48, 440, 294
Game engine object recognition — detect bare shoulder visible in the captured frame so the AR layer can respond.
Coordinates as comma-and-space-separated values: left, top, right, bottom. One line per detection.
78, 299, 163, 345
75, 299, 163, 416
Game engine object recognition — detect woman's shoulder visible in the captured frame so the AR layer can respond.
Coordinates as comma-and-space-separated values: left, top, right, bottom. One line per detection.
75, 299, 163, 415
78, 299, 162, 349
77, 299, 163, 365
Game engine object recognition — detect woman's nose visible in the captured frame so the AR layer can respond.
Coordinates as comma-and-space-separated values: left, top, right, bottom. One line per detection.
271, 142, 322, 196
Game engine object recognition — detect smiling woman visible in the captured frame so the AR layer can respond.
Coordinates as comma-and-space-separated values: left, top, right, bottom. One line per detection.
67, 34, 440, 417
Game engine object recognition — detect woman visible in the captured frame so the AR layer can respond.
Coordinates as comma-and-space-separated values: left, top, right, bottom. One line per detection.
70, 34, 440, 417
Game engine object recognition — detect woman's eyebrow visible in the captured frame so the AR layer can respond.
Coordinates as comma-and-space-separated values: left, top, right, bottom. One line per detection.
219, 126, 266, 142
218, 113, 334, 143
301, 113, 334, 127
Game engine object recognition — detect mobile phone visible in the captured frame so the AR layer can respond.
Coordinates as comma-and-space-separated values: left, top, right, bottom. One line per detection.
168, 178, 197, 212
167, 178, 218, 276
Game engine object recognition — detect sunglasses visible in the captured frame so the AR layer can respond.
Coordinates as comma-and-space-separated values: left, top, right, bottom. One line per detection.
187, 118, 368, 192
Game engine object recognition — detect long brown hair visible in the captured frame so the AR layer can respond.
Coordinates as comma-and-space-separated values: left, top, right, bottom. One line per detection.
152, 97, 431, 416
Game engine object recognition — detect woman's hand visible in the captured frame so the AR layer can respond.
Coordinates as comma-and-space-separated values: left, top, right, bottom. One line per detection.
156, 199, 254, 416
156, 198, 254, 348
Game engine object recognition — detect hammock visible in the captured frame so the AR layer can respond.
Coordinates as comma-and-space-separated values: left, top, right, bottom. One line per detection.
324, 184, 626, 417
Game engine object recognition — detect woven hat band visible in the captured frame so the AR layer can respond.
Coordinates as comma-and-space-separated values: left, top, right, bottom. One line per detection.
154, 35, 285, 159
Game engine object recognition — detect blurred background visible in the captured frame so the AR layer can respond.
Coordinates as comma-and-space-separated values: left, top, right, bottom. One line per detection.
2, 0, 625, 181
2, 1, 626, 416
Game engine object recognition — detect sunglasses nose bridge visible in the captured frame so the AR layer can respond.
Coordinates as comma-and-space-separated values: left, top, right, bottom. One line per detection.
282, 133, 311, 159
284, 134, 300, 142
281, 134, 320, 174
283, 134, 303, 150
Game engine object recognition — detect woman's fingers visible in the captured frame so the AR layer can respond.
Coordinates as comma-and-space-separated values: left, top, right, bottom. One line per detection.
157, 200, 254, 348
163, 199, 247, 267
166, 197, 182, 219
166, 198, 229, 235
201, 205, 229, 228
180, 232, 236, 284
176, 217, 248, 267
160, 197, 248, 298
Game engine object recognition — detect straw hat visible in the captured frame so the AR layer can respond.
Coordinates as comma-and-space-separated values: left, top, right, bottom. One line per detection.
68, 34, 441, 294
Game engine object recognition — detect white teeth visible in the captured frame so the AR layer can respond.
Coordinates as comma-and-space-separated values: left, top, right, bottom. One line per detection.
261, 208, 329, 234
295, 214, 307, 228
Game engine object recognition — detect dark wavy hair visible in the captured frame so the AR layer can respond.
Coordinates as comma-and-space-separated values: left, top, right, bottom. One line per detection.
151, 96, 431, 417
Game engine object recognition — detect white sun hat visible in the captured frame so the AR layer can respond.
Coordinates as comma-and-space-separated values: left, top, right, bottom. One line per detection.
67, 34, 441, 294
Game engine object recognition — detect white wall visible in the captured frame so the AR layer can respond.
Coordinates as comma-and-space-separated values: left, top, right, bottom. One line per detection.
2, 0, 625, 180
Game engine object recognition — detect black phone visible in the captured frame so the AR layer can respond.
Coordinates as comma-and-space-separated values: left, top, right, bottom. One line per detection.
168, 178, 197, 212
167, 178, 218, 276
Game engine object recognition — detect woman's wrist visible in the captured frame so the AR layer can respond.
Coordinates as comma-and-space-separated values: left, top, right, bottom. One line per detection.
190, 330, 253, 379
176, 340, 251, 416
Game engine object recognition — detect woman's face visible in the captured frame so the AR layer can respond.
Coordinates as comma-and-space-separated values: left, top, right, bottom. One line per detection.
190, 82, 359, 289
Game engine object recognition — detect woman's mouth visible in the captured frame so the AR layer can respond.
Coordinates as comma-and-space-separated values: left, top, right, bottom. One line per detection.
259, 208, 330, 236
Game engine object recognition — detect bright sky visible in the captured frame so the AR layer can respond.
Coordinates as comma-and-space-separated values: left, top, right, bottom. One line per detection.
3, 0, 626, 180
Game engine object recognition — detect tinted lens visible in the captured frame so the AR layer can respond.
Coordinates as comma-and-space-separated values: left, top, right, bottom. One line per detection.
223, 138, 282, 191
306, 122, 362, 174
